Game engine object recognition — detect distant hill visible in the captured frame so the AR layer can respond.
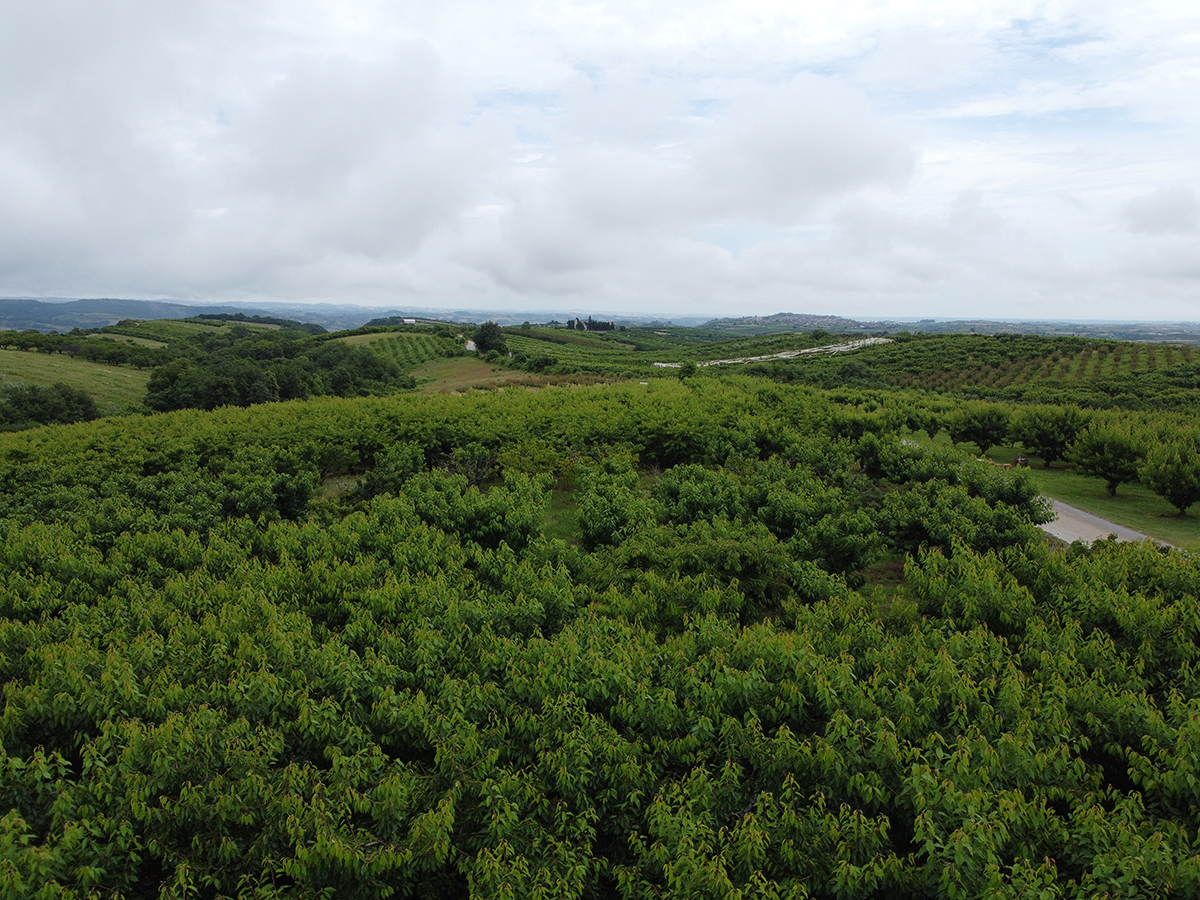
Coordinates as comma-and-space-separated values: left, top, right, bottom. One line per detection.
702, 311, 1200, 344
701, 312, 891, 335
0, 298, 244, 333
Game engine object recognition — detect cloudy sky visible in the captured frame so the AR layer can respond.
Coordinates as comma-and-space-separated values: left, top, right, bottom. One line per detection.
2, 1, 1198, 320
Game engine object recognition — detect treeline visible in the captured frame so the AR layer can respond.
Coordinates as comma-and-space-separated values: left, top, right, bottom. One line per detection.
4, 381, 1200, 895
188, 313, 328, 334
921, 400, 1200, 513
144, 326, 412, 412
0, 330, 167, 369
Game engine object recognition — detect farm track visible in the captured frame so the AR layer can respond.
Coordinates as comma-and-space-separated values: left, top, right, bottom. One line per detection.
652, 337, 894, 368
1040, 499, 1171, 547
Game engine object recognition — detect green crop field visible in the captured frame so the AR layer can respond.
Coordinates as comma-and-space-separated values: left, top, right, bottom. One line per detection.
872, 337, 1197, 391
0, 349, 148, 414
340, 331, 463, 372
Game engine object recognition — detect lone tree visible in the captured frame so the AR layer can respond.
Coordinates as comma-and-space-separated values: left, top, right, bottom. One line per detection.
473, 321, 507, 354
1140, 439, 1200, 516
1010, 405, 1088, 467
1069, 424, 1145, 497
947, 403, 1010, 455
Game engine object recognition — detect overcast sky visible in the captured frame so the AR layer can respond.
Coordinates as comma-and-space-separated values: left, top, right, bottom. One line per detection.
2, 1, 1198, 320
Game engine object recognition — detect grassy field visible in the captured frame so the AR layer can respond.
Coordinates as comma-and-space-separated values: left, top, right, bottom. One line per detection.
0, 350, 149, 414
543, 488, 580, 545
87, 333, 167, 349
411, 357, 539, 393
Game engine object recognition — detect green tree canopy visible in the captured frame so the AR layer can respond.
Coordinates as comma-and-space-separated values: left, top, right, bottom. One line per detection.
1140, 437, 1200, 515
1068, 423, 1145, 496
474, 321, 507, 354
947, 403, 1010, 455
1010, 405, 1088, 467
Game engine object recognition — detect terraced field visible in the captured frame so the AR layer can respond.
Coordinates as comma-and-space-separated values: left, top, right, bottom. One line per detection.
102, 319, 232, 343
86, 333, 167, 349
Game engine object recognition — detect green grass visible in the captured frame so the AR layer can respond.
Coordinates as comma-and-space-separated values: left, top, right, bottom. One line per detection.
87, 333, 167, 349
979, 443, 1200, 549
103, 319, 232, 343
544, 488, 580, 545
0, 349, 149, 415
411, 357, 540, 393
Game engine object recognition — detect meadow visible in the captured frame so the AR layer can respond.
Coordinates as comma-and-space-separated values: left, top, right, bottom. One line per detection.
0, 348, 149, 414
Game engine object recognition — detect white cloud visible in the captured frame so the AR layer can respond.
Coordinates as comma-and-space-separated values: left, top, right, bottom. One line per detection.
1, 1, 1199, 319
1122, 186, 1200, 235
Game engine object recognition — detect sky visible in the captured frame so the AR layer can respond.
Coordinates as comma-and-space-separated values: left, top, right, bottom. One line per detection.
1, 1, 1198, 321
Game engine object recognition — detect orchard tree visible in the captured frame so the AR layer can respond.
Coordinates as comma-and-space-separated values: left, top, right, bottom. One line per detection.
1010, 405, 1088, 468
1068, 424, 1145, 496
474, 321, 507, 354
1140, 439, 1200, 515
947, 403, 1010, 455
905, 408, 943, 441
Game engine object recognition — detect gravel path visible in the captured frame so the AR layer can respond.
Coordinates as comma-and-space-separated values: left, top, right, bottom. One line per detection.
652, 336, 893, 368
1039, 499, 1170, 547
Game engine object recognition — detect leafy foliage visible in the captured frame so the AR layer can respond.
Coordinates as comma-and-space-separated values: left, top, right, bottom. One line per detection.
947, 402, 1010, 454
1010, 405, 1089, 467
144, 326, 411, 411
5, 359, 1200, 896
1069, 422, 1146, 496
473, 322, 507, 355
1140, 437, 1200, 515
0, 382, 98, 430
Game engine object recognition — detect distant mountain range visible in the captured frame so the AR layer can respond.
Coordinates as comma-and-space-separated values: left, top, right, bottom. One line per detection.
0, 298, 249, 332
0, 298, 707, 333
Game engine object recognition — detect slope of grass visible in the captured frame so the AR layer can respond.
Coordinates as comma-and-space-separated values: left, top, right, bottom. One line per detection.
0, 349, 149, 414
87, 333, 167, 349
411, 357, 537, 393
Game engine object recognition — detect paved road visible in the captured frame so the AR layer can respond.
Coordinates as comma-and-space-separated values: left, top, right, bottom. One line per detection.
1039, 499, 1170, 547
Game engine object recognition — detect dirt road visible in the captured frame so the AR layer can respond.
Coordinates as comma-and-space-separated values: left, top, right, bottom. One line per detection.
1039, 499, 1170, 547
651, 336, 893, 368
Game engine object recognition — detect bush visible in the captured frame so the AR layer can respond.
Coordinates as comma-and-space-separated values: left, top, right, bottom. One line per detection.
0, 382, 99, 430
